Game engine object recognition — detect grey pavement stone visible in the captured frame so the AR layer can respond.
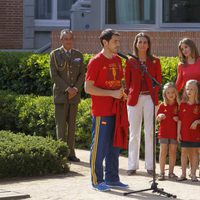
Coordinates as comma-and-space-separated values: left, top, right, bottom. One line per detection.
0, 189, 30, 199
0, 149, 199, 200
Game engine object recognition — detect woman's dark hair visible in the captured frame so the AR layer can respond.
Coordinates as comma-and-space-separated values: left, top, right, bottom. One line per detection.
133, 32, 153, 60
178, 38, 199, 64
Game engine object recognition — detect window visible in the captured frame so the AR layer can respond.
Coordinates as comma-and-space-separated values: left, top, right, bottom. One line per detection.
105, 0, 155, 24
35, 0, 77, 20
163, 0, 200, 23
57, 0, 77, 19
35, 0, 52, 19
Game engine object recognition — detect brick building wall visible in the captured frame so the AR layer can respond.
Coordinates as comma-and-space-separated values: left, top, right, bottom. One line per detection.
0, 0, 23, 49
52, 30, 200, 57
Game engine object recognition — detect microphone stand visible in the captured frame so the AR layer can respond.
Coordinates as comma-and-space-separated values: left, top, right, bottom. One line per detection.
123, 53, 177, 198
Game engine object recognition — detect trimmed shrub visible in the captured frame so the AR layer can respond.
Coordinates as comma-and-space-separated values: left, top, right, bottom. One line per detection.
0, 89, 181, 164
76, 98, 92, 149
0, 91, 92, 148
0, 130, 69, 177
0, 52, 180, 98
0, 90, 55, 138
0, 54, 181, 164
0, 52, 51, 96
0, 92, 17, 131
16, 95, 55, 137
0, 52, 94, 97
160, 56, 179, 84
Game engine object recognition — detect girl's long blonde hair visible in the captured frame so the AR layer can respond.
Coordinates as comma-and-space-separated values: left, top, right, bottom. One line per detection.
162, 82, 180, 105
182, 80, 200, 104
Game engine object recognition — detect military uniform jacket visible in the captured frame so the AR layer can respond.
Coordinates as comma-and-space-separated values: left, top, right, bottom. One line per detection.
50, 46, 85, 104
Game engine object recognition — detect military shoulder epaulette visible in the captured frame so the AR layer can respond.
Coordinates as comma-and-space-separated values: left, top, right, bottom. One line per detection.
52, 48, 67, 71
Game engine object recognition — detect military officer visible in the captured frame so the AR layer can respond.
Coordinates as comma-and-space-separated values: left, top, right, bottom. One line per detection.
50, 29, 85, 162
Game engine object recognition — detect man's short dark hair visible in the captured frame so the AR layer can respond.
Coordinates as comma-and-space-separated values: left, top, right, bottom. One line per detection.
60, 29, 73, 40
99, 29, 120, 46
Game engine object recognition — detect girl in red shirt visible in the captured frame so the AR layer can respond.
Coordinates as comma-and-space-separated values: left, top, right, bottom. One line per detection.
176, 38, 200, 181
157, 82, 180, 180
176, 38, 200, 92
178, 80, 200, 182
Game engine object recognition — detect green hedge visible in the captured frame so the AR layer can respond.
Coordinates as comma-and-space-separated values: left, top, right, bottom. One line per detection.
0, 52, 51, 96
0, 52, 179, 97
0, 52, 93, 97
160, 56, 179, 84
76, 98, 92, 149
0, 90, 92, 148
0, 90, 181, 164
0, 53, 181, 165
0, 130, 69, 177
0, 90, 55, 138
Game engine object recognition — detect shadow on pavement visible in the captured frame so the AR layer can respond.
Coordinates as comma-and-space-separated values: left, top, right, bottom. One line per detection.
69, 160, 90, 168
0, 171, 83, 185
107, 188, 183, 200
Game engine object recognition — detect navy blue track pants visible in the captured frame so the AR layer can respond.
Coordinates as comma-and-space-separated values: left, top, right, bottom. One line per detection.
90, 116, 120, 185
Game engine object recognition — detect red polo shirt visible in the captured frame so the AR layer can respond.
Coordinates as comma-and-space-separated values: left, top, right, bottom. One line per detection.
157, 102, 178, 139
86, 53, 123, 116
178, 103, 200, 142
176, 58, 200, 92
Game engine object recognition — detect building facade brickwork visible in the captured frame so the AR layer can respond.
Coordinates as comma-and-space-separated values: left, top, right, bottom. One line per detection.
52, 30, 200, 57
0, 0, 23, 49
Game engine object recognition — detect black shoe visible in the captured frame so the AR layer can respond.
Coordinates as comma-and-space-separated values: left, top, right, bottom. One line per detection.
147, 170, 154, 175
127, 170, 136, 176
68, 156, 80, 162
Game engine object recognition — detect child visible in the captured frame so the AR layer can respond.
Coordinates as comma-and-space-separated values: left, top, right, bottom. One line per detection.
156, 82, 180, 180
177, 80, 200, 182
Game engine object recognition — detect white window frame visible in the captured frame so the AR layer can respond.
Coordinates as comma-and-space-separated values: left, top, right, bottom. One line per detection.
34, 0, 70, 27
101, 0, 200, 31
159, 0, 200, 29
102, 0, 158, 30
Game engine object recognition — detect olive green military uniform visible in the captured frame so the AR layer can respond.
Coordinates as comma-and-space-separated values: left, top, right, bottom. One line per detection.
50, 46, 85, 157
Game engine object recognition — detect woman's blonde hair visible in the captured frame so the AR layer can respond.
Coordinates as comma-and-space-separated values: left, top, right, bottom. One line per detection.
162, 82, 180, 105
182, 80, 200, 104
178, 38, 199, 64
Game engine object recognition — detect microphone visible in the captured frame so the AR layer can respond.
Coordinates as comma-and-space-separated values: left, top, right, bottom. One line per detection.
117, 52, 128, 60
127, 53, 139, 61
128, 52, 148, 73
128, 53, 161, 87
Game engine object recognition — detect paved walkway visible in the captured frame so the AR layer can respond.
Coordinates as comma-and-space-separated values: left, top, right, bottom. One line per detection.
0, 149, 199, 200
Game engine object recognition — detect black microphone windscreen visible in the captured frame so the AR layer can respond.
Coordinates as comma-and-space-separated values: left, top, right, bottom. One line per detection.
117, 52, 128, 60
127, 53, 139, 61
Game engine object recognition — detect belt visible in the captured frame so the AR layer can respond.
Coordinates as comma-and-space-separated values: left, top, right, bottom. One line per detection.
140, 91, 150, 95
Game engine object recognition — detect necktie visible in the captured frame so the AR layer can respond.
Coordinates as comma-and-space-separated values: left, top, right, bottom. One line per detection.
66, 51, 71, 57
